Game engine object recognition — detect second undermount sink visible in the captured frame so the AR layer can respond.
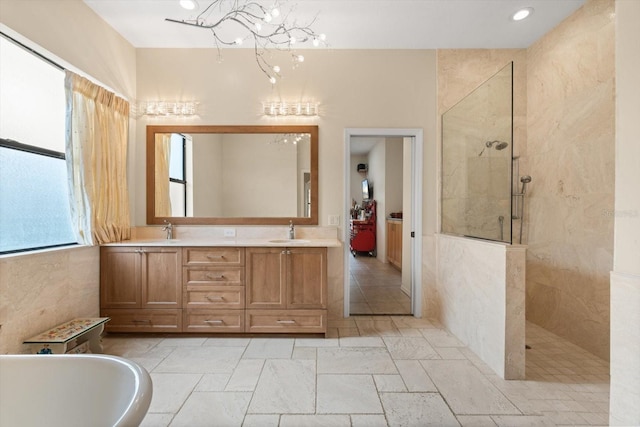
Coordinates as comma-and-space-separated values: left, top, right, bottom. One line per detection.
268, 239, 311, 244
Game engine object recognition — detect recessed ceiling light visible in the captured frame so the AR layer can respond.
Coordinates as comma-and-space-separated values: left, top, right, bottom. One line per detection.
512, 7, 534, 21
179, 0, 198, 10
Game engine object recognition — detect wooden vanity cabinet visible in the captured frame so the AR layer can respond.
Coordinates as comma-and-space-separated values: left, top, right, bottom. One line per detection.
182, 247, 246, 333
246, 247, 327, 333
100, 246, 182, 332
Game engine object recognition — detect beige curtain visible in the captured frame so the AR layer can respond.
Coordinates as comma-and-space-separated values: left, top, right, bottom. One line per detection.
65, 71, 131, 245
155, 133, 172, 217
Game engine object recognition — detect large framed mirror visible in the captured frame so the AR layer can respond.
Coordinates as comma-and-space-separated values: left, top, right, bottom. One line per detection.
147, 125, 318, 225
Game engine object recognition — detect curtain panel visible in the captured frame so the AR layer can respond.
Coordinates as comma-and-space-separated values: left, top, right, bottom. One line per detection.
65, 71, 131, 245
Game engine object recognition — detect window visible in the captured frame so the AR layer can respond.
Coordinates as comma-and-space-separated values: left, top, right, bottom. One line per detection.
0, 33, 76, 254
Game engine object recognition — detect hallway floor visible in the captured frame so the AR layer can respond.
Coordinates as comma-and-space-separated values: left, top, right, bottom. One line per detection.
103, 318, 610, 426
349, 254, 412, 315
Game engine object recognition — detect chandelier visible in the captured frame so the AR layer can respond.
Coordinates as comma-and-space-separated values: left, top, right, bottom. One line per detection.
167, 0, 327, 83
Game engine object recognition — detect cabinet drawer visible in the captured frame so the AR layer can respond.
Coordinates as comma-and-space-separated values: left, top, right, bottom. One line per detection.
183, 309, 244, 333
184, 286, 245, 309
183, 248, 244, 266
101, 309, 181, 333
245, 309, 327, 334
183, 267, 244, 286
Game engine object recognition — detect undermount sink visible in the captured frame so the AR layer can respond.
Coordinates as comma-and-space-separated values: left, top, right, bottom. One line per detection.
268, 239, 311, 244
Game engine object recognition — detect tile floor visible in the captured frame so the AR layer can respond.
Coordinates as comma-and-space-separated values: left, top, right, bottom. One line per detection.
102, 317, 610, 426
349, 254, 412, 315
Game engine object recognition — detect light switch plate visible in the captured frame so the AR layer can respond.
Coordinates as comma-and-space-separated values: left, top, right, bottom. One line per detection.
328, 215, 340, 226
223, 228, 236, 237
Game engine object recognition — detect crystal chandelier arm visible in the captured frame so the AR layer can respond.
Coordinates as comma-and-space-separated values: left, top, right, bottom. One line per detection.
166, 0, 326, 83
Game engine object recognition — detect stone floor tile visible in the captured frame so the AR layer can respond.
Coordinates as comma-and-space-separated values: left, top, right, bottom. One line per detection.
491, 415, 556, 426
318, 347, 397, 374
243, 338, 294, 359
155, 337, 207, 347
292, 347, 317, 359
139, 413, 173, 427
225, 359, 264, 391
242, 414, 280, 427
339, 336, 385, 347
421, 360, 520, 415
456, 415, 498, 426
203, 337, 251, 347
383, 336, 440, 360
394, 359, 437, 392
154, 346, 244, 374
420, 328, 465, 347
148, 373, 201, 413
295, 338, 339, 347
170, 392, 251, 427
338, 327, 361, 337
317, 374, 383, 414
248, 359, 315, 414
351, 414, 389, 427
381, 392, 459, 426
194, 373, 231, 391
374, 374, 408, 392
280, 415, 351, 427
435, 347, 467, 360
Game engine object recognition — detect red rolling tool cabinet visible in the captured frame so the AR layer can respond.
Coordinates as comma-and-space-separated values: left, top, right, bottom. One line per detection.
350, 200, 377, 257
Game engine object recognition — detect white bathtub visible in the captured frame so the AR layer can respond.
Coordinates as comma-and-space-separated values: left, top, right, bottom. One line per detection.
0, 354, 152, 427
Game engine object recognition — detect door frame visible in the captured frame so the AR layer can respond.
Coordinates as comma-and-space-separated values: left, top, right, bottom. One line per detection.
343, 128, 423, 317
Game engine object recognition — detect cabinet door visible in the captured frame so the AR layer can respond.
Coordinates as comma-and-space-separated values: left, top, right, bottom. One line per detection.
100, 247, 141, 308
246, 247, 286, 309
141, 247, 182, 308
287, 248, 327, 309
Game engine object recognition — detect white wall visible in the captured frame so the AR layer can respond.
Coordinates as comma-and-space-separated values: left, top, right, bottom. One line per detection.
610, 0, 640, 424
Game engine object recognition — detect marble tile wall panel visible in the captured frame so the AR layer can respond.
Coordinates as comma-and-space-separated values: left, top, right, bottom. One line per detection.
609, 272, 640, 426
435, 234, 525, 379
524, 0, 614, 361
0, 246, 100, 354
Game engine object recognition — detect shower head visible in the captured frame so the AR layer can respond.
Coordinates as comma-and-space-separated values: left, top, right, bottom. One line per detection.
520, 175, 532, 194
479, 140, 509, 155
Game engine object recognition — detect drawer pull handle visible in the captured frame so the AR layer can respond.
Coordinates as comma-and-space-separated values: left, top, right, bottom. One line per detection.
132, 319, 151, 324
205, 319, 224, 324
206, 274, 225, 280
206, 255, 225, 259
276, 319, 296, 324
206, 296, 224, 301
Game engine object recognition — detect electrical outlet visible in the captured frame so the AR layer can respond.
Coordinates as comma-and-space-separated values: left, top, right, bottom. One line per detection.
223, 228, 236, 237
328, 215, 340, 226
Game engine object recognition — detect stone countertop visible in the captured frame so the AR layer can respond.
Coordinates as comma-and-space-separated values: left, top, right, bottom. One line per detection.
101, 238, 342, 248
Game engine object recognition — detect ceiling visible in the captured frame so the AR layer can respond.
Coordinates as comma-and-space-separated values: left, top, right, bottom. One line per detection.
83, 0, 586, 49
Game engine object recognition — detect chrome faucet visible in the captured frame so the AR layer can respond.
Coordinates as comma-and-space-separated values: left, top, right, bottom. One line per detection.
289, 220, 295, 239
162, 221, 173, 240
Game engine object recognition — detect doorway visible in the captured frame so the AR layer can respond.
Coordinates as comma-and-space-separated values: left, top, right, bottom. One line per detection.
343, 128, 423, 317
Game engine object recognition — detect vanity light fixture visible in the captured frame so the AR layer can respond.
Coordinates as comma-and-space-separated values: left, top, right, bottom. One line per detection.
138, 101, 198, 117
512, 7, 534, 21
263, 101, 319, 117
166, 0, 327, 84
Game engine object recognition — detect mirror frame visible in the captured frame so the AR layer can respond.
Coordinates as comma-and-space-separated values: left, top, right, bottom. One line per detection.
146, 125, 319, 225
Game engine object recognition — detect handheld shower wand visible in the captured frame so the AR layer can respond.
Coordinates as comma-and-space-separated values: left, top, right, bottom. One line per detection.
518, 175, 532, 243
